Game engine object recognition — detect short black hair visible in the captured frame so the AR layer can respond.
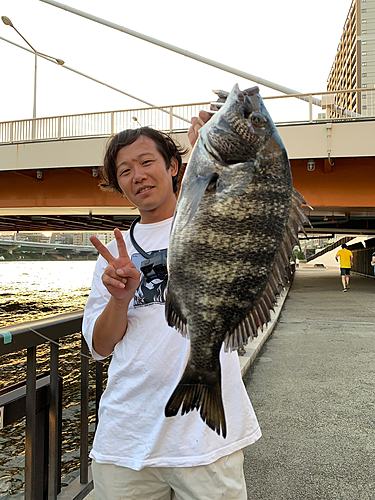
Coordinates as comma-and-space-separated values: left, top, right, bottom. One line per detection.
342, 243, 348, 249
99, 127, 188, 194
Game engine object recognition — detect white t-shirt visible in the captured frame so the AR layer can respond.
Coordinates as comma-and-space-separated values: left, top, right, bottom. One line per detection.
82, 217, 261, 471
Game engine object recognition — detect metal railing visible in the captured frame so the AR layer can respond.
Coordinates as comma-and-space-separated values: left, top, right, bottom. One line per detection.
306, 236, 354, 262
0, 102, 212, 143
0, 311, 101, 500
352, 244, 375, 277
1, 88, 375, 145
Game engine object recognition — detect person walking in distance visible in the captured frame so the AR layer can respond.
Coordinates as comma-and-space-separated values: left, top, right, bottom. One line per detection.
82, 118, 261, 499
335, 243, 353, 292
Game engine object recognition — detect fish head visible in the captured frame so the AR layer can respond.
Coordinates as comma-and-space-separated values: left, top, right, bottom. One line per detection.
200, 84, 285, 166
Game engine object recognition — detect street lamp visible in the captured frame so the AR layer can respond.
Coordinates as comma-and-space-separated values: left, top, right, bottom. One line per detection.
1, 15, 64, 136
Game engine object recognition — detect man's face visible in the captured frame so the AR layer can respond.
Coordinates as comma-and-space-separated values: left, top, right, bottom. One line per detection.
115, 136, 178, 223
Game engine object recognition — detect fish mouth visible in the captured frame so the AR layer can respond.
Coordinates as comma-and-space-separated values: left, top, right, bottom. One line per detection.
225, 84, 264, 121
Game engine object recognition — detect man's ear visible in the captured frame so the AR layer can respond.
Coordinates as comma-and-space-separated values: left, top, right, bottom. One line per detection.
170, 157, 179, 177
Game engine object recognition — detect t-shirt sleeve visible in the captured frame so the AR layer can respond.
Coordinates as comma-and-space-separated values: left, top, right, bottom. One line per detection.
82, 256, 112, 361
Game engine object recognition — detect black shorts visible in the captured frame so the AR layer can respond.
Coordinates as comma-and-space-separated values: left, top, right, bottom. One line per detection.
340, 268, 351, 276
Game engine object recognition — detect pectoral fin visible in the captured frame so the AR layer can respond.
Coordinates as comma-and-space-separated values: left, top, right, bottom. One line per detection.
172, 171, 220, 234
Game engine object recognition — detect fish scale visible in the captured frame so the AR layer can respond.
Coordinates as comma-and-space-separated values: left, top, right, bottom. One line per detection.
164, 84, 309, 437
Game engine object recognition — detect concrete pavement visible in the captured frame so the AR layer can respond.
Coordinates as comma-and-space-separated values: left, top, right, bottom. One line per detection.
243, 266, 375, 500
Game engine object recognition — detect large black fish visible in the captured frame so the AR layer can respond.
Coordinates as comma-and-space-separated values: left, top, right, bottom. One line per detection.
165, 84, 308, 437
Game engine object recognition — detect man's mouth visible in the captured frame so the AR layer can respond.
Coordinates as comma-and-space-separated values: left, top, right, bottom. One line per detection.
136, 186, 154, 195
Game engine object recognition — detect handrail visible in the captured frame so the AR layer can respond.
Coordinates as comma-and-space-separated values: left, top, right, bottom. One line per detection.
306, 236, 354, 262
0, 102, 212, 143
0, 310, 101, 500
1, 88, 374, 145
0, 310, 83, 355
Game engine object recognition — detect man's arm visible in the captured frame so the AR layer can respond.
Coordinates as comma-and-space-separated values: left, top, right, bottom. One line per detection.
90, 228, 140, 357
92, 295, 133, 357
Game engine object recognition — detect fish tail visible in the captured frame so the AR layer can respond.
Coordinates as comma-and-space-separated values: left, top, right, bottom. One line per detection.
164, 364, 227, 438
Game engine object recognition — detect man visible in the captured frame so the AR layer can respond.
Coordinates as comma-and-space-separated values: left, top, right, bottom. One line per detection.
371, 251, 375, 276
335, 243, 353, 292
82, 120, 261, 499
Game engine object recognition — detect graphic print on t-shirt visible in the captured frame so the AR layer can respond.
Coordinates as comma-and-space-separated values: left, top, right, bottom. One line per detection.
131, 251, 168, 307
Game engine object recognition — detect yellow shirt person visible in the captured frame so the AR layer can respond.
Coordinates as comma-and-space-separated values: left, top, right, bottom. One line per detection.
335, 244, 353, 292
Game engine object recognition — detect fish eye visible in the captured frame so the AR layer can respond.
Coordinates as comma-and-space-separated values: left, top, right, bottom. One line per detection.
251, 113, 266, 127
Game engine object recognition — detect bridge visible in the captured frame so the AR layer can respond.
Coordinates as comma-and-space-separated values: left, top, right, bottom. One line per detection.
0, 238, 98, 257
1, 88, 375, 235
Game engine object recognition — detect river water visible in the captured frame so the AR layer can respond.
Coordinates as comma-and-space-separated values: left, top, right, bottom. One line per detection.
0, 260, 106, 499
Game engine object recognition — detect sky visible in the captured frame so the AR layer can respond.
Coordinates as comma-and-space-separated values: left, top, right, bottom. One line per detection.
0, 0, 353, 124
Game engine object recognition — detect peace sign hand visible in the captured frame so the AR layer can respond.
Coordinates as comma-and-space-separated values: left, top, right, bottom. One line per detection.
90, 228, 141, 301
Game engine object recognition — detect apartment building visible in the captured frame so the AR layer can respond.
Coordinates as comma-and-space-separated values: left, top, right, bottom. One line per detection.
73, 232, 115, 246
327, 0, 375, 117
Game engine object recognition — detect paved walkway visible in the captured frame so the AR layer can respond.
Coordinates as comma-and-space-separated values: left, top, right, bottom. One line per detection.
243, 267, 375, 500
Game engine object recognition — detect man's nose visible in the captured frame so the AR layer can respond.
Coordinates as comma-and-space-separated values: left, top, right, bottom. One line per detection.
133, 165, 147, 182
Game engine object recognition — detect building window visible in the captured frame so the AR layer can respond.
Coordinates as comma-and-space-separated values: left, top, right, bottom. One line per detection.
362, 8, 367, 12
363, 84, 368, 88
362, 62, 367, 66
362, 30, 367, 34
362, 19, 367, 23
363, 94, 367, 98
363, 105, 367, 109
363, 40, 367, 44
363, 73, 367, 77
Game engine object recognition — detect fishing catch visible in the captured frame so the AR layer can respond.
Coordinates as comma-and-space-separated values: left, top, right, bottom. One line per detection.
164, 84, 308, 437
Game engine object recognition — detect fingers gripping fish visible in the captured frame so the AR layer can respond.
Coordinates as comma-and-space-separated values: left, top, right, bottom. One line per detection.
165, 84, 309, 438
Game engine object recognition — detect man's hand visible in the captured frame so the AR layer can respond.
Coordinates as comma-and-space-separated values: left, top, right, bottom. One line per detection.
187, 110, 212, 148
90, 228, 140, 301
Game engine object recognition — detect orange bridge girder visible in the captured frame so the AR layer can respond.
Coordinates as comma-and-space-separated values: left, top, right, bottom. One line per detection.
1, 157, 375, 211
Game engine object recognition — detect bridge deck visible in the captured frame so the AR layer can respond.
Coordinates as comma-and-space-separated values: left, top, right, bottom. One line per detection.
1, 97, 375, 233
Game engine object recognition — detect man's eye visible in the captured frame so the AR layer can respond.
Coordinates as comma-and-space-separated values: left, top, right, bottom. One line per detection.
143, 159, 153, 165
119, 169, 130, 176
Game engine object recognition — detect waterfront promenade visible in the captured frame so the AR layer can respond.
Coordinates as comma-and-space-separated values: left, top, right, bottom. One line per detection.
85, 266, 375, 499
242, 267, 375, 500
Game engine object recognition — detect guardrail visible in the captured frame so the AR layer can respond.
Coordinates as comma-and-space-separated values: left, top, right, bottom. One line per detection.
1, 88, 374, 144
352, 243, 375, 277
0, 102, 212, 144
0, 311, 100, 500
306, 237, 354, 262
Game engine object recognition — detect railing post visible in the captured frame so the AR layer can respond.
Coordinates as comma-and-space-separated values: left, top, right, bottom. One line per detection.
48, 341, 60, 499
111, 112, 114, 135
58, 117, 61, 140
309, 94, 313, 122
80, 336, 89, 485
95, 361, 103, 429
32, 119, 36, 141
25, 346, 37, 500
170, 107, 173, 134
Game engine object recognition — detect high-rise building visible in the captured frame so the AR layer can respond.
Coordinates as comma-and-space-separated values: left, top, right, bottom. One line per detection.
327, 0, 375, 117
79, 232, 115, 246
